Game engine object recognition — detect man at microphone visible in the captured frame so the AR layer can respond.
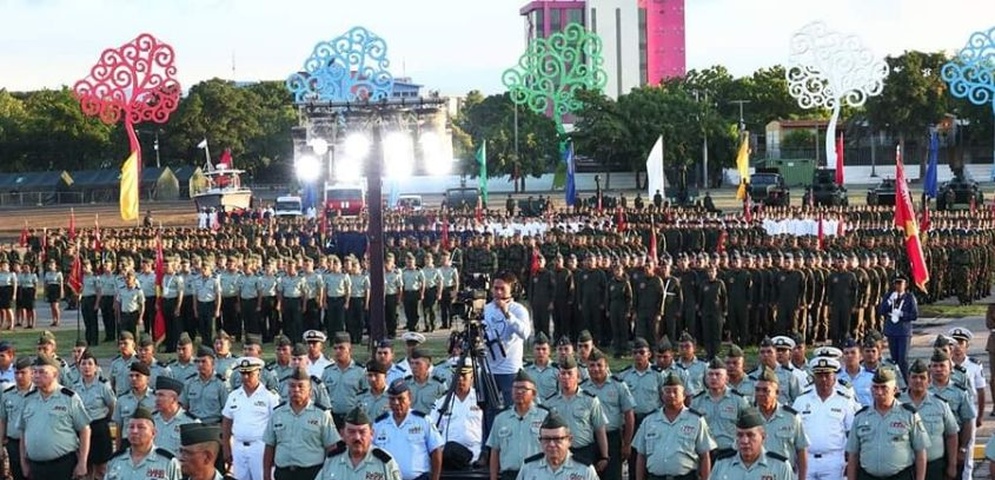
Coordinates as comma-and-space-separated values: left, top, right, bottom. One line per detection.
878, 275, 918, 382
481, 271, 532, 433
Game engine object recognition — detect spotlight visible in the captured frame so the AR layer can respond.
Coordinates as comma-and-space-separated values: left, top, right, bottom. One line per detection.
343, 133, 371, 160
384, 132, 414, 179
335, 158, 362, 182
420, 131, 451, 176
295, 154, 321, 183
309, 138, 329, 156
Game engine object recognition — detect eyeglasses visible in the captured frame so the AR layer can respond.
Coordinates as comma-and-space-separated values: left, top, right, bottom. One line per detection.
539, 436, 569, 444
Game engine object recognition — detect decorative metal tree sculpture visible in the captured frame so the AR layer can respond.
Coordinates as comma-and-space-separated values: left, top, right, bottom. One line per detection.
73, 33, 181, 167
502, 23, 607, 135
942, 27, 995, 179
286, 26, 395, 103
786, 22, 888, 169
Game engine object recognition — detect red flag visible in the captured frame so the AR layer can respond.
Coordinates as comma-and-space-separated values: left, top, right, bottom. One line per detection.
649, 221, 658, 262
18, 222, 27, 248
153, 233, 166, 341
440, 216, 449, 247
817, 213, 825, 251
616, 207, 626, 233
530, 248, 540, 276
920, 201, 931, 234
717, 230, 727, 254
744, 195, 752, 223
475, 196, 483, 223
67, 254, 83, 296
835, 132, 845, 185
597, 194, 603, 212
894, 146, 930, 291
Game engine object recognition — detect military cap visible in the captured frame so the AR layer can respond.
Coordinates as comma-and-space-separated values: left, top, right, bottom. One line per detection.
291, 343, 308, 356
236, 357, 264, 372
331, 332, 351, 345
215, 331, 232, 342
812, 346, 843, 359
809, 357, 840, 373
556, 335, 573, 347
156, 376, 184, 395
365, 360, 388, 375
33, 355, 60, 369
274, 335, 293, 348
533, 332, 550, 345
559, 355, 578, 370
587, 349, 606, 363
410, 347, 432, 361
74, 339, 88, 348
457, 358, 474, 373
344, 406, 372, 426
402, 332, 426, 345
909, 358, 929, 374
661, 372, 684, 387
37, 331, 56, 346
0, 341, 12, 352
631, 337, 650, 350
138, 335, 154, 348
759, 337, 774, 348
656, 336, 674, 352
514, 369, 534, 384
789, 331, 804, 345
707, 357, 726, 370
129, 362, 151, 377
933, 334, 953, 348
678, 332, 695, 344
14, 356, 33, 370
755, 366, 778, 383
196, 345, 214, 358
577, 330, 594, 343
288, 367, 310, 382
180, 423, 223, 446
540, 413, 569, 430
872, 367, 898, 384
726, 345, 744, 358
892, 275, 906, 284
131, 406, 154, 422
947, 327, 973, 342
771, 336, 795, 350
303, 330, 327, 343
387, 379, 410, 396
839, 337, 858, 349
177, 333, 193, 346
736, 407, 766, 429
930, 348, 950, 363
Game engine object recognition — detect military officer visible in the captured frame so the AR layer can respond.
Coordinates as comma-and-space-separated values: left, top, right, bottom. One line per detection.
725, 345, 756, 404
114, 362, 157, 450
262, 368, 340, 480
278, 262, 309, 343
303, 330, 332, 378
154, 376, 200, 456
752, 366, 808, 477
522, 332, 559, 400
617, 338, 666, 462
632, 372, 716, 480
845, 368, 929, 480
136, 334, 174, 387
266, 336, 295, 385
400, 254, 425, 332
116, 271, 146, 337
792, 356, 860, 480
404, 348, 447, 415
316, 407, 402, 480
709, 407, 795, 480
582, 349, 635, 480
284, 343, 334, 408
372, 380, 444, 480
178, 423, 234, 480
109, 331, 139, 395
691, 358, 749, 457
948, 326, 986, 480
606, 263, 634, 356
753, 338, 802, 406
182, 346, 230, 425
321, 332, 367, 428
168, 333, 198, 382
320, 256, 350, 335
900, 359, 959, 480
357, 360, 391, 419
105, 407, 183, 480
516, 413, 599, 480
212, 331, 239, 383
0, 357, 34, 480
543, 355, 609, 469
675, 332, 708, 397
221, 357, 281, 480
74, 350, 116, 478
928, 348, 976, 478
486, 370, 549, 480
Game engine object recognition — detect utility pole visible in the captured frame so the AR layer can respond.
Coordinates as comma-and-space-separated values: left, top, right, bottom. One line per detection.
730, 100, 751, 133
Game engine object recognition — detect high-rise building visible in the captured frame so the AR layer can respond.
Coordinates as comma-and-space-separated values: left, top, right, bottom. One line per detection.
521, 0, 685, 98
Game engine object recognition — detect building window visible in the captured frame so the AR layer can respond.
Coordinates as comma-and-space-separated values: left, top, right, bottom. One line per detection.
590, 7, 597, 33
535, 11, 544, 36
568, 8, 583, 26
550, 9, 560, 32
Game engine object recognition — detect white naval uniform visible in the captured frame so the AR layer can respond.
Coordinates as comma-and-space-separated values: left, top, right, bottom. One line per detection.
429, 389, 483, 462
222, 385, 281, 480
307, 355, 332, 379
956, 357, 986, 480
792, 388, 860, 480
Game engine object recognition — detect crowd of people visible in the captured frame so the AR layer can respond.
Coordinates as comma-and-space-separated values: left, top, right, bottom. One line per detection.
0, 200, 991, 480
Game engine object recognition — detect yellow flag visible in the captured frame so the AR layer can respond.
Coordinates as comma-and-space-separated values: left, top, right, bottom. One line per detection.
735, 135, 750, 200
120, 151, 139, 221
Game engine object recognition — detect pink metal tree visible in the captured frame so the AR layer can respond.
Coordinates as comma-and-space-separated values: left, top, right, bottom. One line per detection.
73, 33, 181, 168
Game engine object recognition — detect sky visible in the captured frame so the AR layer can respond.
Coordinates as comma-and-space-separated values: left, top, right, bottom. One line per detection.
0, 0, 993, 96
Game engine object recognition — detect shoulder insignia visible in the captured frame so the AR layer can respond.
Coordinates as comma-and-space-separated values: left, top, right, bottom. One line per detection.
431, 375, 446, 384
610, 375, 622, 383
2, 385, 14, 393
855, 405, 870, 415
166, 359, 177, 366
374, 412, 390, 423
835, 389, 852, 399
619, 365, 633, 373
969, 357, 980, 364
109, 448, 128, 461
274, 401, 287, 410
536, 404, 551, 411
314, 403, 329, 411
411, 410, 427, 418
371, 447, 393, 463
545, 393, 558, 401
154, 448, 175, 460
781, 405, 798, 415
730, 389, 744, 397
214, 374, 226, 381
60, 387, 76, 396
326, 441, 347, 458
24, 390, 37, 397
184, 411, 198, 420
714, 449, 737, 461
954, 364, 967, 373
98, 376, 109, 383
523, 452, 544, 464
403, 375, 413, 381
111, 355, 122, 362
185, 373, 197, 380
693, 390, 706, 398
650, 366, 663, 373
687, 408, 703, 417
901, 403, 917, 413
582, 390, 596, 398
766, 451, 789, 462
837, 378, 851, 387
935, 394, 949, 403
955, 383, 968, 392
310, 376, 323, 384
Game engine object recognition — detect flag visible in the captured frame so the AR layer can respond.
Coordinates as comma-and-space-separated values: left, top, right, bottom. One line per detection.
744, 194, 752, 223
817, 213, 825, 251
924, 130, 939, 198
18, 222, 27, 248
597, 194, 603, 212
40, 228, 47, 266
970, 195, 977, 214
735, 134, 750, 200
153, 233, 166, 341
564, 142, 576, 207
94, 213, 102, 251
835, 132, 845, 185
476, 140, 488, 204
68, 208, 76, 241
648, 220, 658, 262
197, 139, 208, 149
530, 248, 540, 276
894, 145, 930, 291
120, 151, 140, 221
218, 148, 233, 169
616, 207, 626, 233
646, 135, 665, 200
921, 201, 931, 235
440, 217, 449, 247
67, 254, 83, 296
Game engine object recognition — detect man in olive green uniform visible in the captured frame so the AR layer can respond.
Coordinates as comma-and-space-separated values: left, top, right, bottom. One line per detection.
114, 362, 157, 450
105, 407, 183, 480
523, 332, 559, 400
710, 407, 795, 480
543, 356, 609, 468
278, 262, 309, 343
633, 260, 664, 346
178, 423, 236, 480
400, 254, 425, 332
182, 346, 230, 425
316, 407, 401, 480
827, 255, 858, 346
617, 337, 664, 480
529, 255, 555, 338
927, 348, 976, 475
753, 366, 808, 477
168, 333, 198, 382
320, 332, 367, 429
384, 255, 403, 337
357, 360, 390, 419
690, 358, 749, 458
900, 358, 959, 479
0, 357, 34, 480
486, 370, 549, 480
773, 254, 805, 337
403, 348, 447, 414
845, 367, 929, 480
263, 368, 340, 480
606, 264, 633, 357
632, 372, 715, 480
575, 256, 607, 342
110, 331, 139, 395
675, 332, 708, 397
724, 253, 753, 346
18, 356, 91, 480
153, 376, 201, 456
516, 413, 599, 480
698, 266, 727, 359
582, 349, 635, 480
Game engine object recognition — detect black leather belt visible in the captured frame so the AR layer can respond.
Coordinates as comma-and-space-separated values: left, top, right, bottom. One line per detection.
275, 464, 321, 472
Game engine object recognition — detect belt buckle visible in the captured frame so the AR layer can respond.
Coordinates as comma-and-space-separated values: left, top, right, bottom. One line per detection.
242, 441, 251, 446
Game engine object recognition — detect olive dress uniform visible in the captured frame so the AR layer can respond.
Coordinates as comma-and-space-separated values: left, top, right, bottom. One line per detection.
321, 271, 350, 335
118, 285, 146, 338
632, 404, 716, 479
758, 403, 809, 468
154, 407, 201, 456
690, 386, 749, 454
109, 350, 138, 396
263, 398, 340, 480
582, 373, 635, 480
542, 388, 609, 465
485, 402, 550, 480
400, 266, 425, 331
317, 441, 402, 480
897, 389, 958, 478
278, 274, 309, 343
105, 442, 182, 480
384, 267, 403, 337
607, 274, 634, 356
0, 381, 34, 480
321, 356, 367, 428
18, 384, 91, 479
845, 400, 930, 479
182, 372, 230, 425
710, 448, 794, 480
515, 451, 599, 480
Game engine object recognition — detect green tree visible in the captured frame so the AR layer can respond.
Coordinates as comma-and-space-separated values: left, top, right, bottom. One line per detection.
20, 88, 115, 171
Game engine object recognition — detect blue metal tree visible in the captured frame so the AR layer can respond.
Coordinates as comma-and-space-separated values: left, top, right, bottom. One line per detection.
942, 27, 995, 179
286, 26, 395, 103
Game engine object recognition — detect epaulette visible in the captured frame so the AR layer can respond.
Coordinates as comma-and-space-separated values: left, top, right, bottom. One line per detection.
855, 405, 870, 415
166, 359, 177, 366
433, 360, 450, 367
215, 374, 226, 382
279, 376, 289, 383
326, 441, 347, 458
24, 390, 37, 397
582, 390, 596, 398
730, 389, 744, 397
403, 375, 413, 381
687, 408, 703, 417
834, 389, 852, 399
954, 364, 967, 373
537, 404, 551, 411
183, 411, 198, 420
650, 366, 664, 373
800, 388, 813, 396
314, 403, 329, 411
610, 375, 622, 383
780, 364, 794, 372
111, 354, 122, 362
901, 403, 917, 413
60, 387, 76, 396
573, 453, 592, 466
2, 385, 14, 393
781, 405, 798, 415
837, 378, 851, 388
692, 390, 706, 398
185, 373, 197, 380
955, 383, 968, 392
411, 410, 427, 418
274, 401, 287, 410
109, 448, 128, 461
523, 452, 544, 464
311, 376, 323, 384
374, 412, 390, 423
265, 362, 276, 370
766, 451, 789, 462
714, 449, 737, 461
99, 376, 108, 383
969, 357, 980, 364
935, 394, 949, 403
431, 375, 446, 384
154, 448, 175, 460
545, 392, 558, 401
371, 447, 393, 463
357, 388, 369, 395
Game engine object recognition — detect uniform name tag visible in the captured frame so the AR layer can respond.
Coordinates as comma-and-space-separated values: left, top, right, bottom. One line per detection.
146, 468, 166, 478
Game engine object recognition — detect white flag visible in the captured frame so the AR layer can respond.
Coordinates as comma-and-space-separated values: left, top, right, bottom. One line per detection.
197, 139, 208, 149
646, 135, 665, 199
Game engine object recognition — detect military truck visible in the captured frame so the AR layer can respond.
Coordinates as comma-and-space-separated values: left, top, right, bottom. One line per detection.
802, 168, 848, 207
937, 170, 983, 211
748, 168, 790, 206
866, 178, 898, 206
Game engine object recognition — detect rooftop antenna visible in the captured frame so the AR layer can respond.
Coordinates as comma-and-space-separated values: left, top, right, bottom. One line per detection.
231, 50, 236, 81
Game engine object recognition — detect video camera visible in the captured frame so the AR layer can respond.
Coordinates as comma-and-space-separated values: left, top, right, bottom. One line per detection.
451, 273, 489, 322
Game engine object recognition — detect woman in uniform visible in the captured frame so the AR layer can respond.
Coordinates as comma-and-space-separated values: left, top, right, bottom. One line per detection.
43, 258, 64, 327
15, 261, 37, 328
75, 350, 115, 479
0, 260, 16, 330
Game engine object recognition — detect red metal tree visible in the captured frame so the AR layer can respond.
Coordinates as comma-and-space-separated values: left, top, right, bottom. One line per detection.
73, 33, 180, 168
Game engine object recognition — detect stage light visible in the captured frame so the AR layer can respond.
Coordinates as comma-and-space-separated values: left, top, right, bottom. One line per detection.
420, 131, 451, 176
343, 133, 371, 160
309, 138, 329, 156
295, 154, 322, 182
384, 131, 414, 178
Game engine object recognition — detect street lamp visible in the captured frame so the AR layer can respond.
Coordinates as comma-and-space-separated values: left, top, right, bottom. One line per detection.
594, 174, 602, 209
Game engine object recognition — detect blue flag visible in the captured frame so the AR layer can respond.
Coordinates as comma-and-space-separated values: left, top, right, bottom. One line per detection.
564, 142, 576, 206
924, 130, 939, 199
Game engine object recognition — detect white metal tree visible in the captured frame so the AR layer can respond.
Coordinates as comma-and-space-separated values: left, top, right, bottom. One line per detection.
786, 22, 888, 168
